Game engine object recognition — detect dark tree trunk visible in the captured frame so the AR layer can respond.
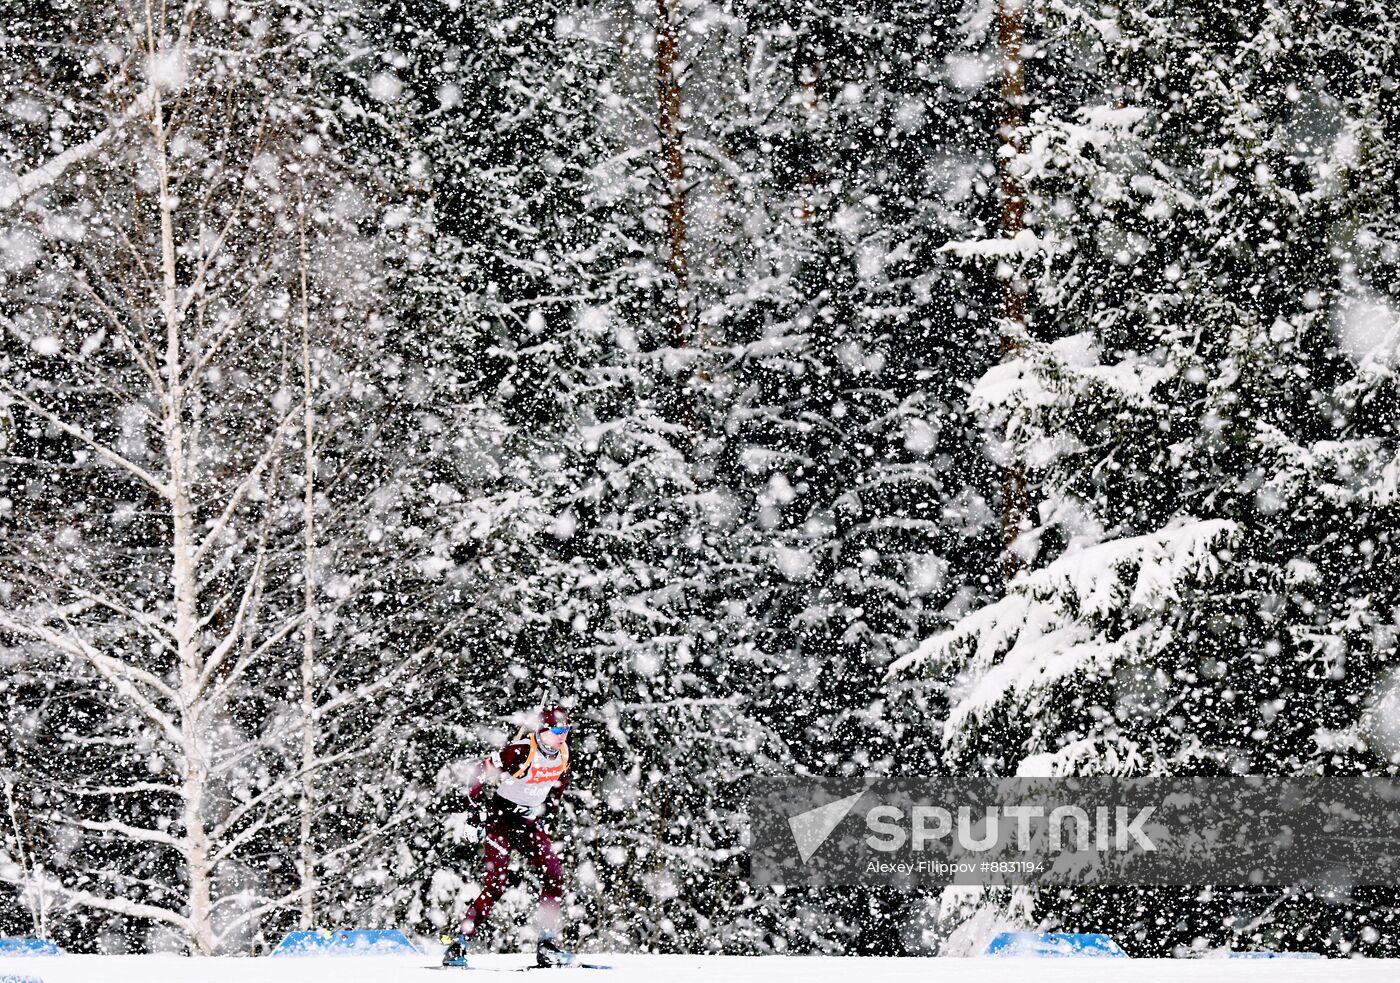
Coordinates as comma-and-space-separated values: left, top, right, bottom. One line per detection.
998, 0, 1030, 584
656, 0, 690, 353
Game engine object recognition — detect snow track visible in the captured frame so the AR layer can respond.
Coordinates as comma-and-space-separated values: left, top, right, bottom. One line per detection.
2, 954, 1398, 983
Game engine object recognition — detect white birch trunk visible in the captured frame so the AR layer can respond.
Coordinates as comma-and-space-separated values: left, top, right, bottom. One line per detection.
147, 5, 213, 953
3, 780, 49, 939
1, 1, 414, 952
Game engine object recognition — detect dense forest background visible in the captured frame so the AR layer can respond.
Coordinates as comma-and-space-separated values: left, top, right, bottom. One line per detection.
1, 0, 1397, 959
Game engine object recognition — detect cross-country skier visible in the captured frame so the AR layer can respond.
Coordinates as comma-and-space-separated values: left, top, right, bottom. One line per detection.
442, 705, 573, 969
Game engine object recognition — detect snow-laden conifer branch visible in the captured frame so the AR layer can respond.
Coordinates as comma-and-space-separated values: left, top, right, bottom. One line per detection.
891, 519, 1239, 768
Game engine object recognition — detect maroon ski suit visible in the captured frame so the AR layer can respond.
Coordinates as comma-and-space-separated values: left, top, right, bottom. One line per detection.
459, 735, 570, 938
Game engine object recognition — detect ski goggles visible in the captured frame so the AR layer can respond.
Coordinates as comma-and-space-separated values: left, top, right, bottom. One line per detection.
547, 726, 571, 735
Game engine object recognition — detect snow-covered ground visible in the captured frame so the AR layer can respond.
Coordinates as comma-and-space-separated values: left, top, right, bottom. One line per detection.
2, 953, 1398, 983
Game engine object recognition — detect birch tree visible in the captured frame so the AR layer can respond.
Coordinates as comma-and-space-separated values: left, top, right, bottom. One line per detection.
0, 0, 433, 954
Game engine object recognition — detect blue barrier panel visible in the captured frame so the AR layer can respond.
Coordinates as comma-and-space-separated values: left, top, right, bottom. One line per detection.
984, 932, 1128, 957
0, 938, 61, 956
271, 928, 419, 956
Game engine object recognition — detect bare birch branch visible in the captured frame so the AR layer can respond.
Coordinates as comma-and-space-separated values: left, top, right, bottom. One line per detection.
0, 381, 170, 498
45, 881, 190, 932
192, 399, 303, 565
203, 610, 307, 706
46, 814, 184, 850
0, 95, 152, 211
0, 614, 180, 742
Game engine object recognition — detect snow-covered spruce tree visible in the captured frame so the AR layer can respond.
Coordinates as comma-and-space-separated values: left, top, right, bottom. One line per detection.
511, 1, 996, 951
503, 0, 820, 952
711, 0, 1002, 787
354, 0, 993, 954
894, 0, 1400, 956
0, 0, 435, 954
402, 0, 1009, 953
546, 1, 794, 952
339, 0, 764, 953
660, 1, 1006, 953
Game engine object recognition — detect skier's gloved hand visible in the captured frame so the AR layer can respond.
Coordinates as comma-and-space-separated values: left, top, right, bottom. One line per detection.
446, 810, 483, 843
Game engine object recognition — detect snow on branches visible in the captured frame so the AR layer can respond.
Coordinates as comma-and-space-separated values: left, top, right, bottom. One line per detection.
891, 519, 1238, 775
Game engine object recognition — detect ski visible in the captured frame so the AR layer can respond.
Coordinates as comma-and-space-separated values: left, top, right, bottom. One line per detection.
428, 957, 612, 972
428, 965, 612, 973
